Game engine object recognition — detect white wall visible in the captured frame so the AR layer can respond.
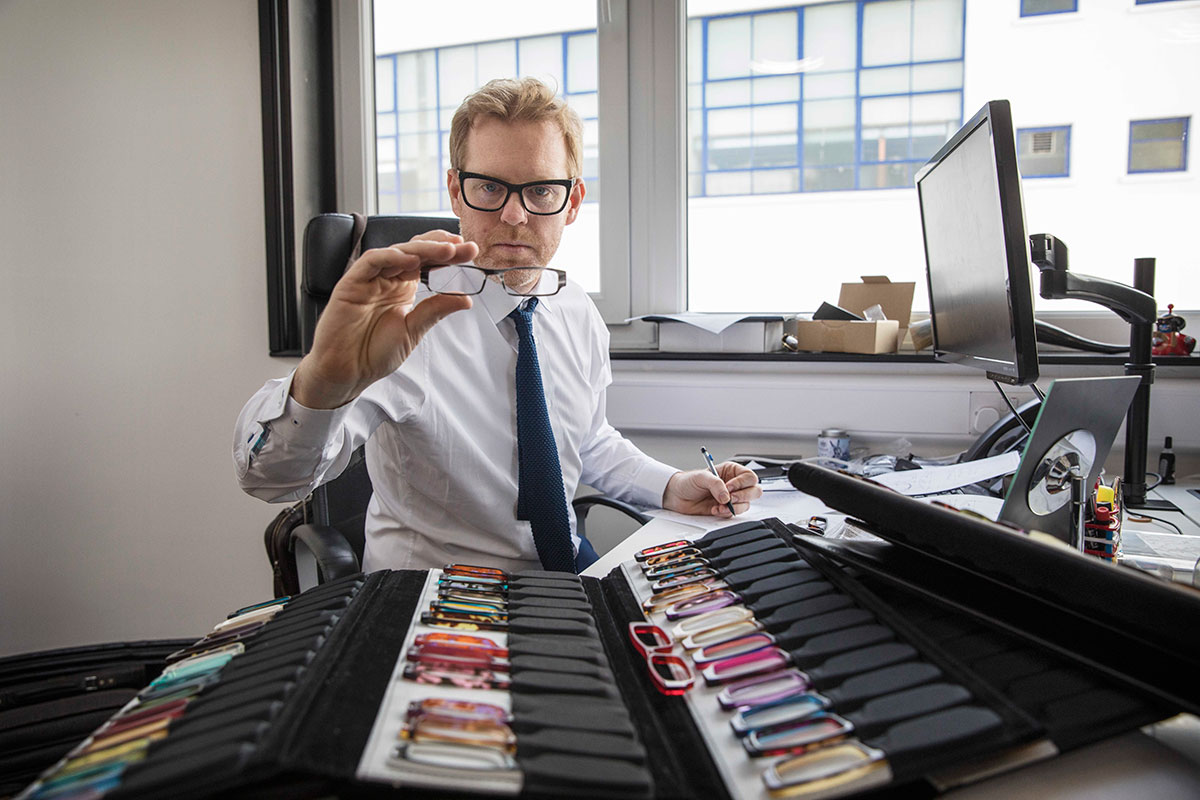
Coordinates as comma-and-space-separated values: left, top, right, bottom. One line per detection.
0, 1, 295, 656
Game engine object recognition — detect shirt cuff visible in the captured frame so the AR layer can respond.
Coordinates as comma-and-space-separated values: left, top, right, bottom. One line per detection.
627, 458, 681, 509
251, 372, 352, 453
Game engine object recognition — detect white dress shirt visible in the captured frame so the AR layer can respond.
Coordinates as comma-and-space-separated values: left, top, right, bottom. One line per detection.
234, 277, 678, 573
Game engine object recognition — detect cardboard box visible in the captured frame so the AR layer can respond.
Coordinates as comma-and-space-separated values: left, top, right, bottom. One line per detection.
647, 315, 786, 353
791, 276, 916, 354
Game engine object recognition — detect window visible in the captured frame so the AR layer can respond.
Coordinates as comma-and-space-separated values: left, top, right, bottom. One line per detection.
1020, 0, 1077, 15
372, 3, 602, 292
1128, 117, 1189, 173
355, 0, 1200, 325
375, 34, 599, 214
1017, 126, 1070, 178
687, 0, 965, 312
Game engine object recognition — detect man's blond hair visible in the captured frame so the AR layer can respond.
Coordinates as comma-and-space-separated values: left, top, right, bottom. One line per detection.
449, 77, 583, 177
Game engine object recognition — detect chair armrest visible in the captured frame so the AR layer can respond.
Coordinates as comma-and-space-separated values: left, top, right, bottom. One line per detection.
572, 494, 651, 541
291, 523, 362, 587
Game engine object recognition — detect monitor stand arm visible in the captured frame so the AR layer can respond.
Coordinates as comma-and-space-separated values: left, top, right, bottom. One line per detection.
1029, 234, 1162, 508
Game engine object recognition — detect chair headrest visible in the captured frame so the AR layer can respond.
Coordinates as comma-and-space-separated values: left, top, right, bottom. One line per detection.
302, 214, 461, 300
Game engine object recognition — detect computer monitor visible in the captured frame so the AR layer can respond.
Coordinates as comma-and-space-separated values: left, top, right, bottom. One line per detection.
916, 99, 1039, 386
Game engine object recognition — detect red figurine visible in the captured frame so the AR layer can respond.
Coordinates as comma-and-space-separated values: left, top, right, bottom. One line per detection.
1152, 304, 1195, 356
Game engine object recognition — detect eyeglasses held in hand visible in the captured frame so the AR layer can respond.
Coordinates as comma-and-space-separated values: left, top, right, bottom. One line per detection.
421, 265, 567, 298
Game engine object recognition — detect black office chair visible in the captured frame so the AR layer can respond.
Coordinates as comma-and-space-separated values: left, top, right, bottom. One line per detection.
269, 214, 649, 596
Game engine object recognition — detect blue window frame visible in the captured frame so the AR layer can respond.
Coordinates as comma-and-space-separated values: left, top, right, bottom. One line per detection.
1134, 0, 1187, 5
688, 0, 966, 197
1128, 117, 1189, 174
375, 31, 598, 214
1016, 125, 1071, 178
1020, 0, 1077, 16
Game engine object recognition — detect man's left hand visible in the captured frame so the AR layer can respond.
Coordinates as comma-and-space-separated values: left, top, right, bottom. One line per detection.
662, 462, 763, 518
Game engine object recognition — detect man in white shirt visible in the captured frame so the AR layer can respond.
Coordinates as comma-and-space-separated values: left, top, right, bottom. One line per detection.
234, 77, 761, 573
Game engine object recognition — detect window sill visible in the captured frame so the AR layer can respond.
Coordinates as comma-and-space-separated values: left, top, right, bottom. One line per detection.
610, 350, 1200, 369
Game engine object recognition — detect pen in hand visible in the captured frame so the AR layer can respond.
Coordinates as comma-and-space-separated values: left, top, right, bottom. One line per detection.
700, 446, 738, 517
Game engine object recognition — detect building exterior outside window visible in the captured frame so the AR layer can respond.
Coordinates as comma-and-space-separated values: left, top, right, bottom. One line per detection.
1128, 117, 1189, 174
1017, 125, 1071, 178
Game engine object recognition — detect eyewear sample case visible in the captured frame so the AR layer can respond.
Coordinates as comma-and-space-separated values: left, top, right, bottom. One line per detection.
18, 463, 1200, 800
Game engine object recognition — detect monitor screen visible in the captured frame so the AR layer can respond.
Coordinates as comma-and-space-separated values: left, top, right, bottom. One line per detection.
916, 100, 1039, 386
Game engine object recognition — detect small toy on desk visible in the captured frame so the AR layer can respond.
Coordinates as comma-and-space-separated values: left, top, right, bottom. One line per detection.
1151, 304, 1195, 356
1083, 477, 1123, 562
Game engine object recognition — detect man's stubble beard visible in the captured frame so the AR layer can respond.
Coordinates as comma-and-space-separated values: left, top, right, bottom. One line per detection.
459, 218, 565, 294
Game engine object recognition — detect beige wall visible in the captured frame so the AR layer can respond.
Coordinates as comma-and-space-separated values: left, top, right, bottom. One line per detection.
0, 1, 295, 655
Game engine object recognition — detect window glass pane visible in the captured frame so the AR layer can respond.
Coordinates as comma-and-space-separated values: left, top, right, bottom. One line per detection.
438, 46, 477, 105
707, 79, 752, 108
1131, 119, 1186, 141
859, 161, 916, 189
911, 61, 963, 92
753, 75, 799, 104
910, 91, 960, 124
567, 33, 597, 93
804, 71, 855, 99
752, 11, 797, 66
860, 66, 911, 96
862, 0, 912, 66
803, 1, 857, 72
753, 168, 799, 193
376, 58, 395, 112
707, 170, 753, 195
912, 0, 962, 61
519, 35, 563, 88
688, 109, 704, 174
707, 16, 752, 80
477, 41, 516, 85
803, 99, 855, 166
378, 112, 397, 137
1021, 0, 1076, 16
1130, 140, 1185, 172
688, 19, 703, 84
804, 165, 855, 191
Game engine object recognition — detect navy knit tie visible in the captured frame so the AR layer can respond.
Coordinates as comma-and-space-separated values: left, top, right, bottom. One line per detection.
509, 299, 575, 572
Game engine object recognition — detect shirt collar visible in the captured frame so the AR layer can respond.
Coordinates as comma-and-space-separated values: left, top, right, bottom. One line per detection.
478, 274, 556, 326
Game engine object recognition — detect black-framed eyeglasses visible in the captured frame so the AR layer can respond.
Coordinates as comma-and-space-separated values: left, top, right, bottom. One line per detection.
420, 265, 567, 297
457, 170, 576, 215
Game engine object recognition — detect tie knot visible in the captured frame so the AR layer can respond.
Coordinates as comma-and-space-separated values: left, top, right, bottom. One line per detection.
508, 297, 539, 329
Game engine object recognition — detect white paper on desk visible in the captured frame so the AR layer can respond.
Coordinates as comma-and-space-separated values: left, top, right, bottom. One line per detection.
624, 312, 761, 335
646, 488, 828, 532
868, 452, 1020, 496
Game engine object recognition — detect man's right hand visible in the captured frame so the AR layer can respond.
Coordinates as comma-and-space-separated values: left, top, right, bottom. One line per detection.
290, 230, 479, 409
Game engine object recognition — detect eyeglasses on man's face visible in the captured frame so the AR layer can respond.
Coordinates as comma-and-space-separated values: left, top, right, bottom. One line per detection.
457, 170, 576, 215
420, 265, 566, 297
